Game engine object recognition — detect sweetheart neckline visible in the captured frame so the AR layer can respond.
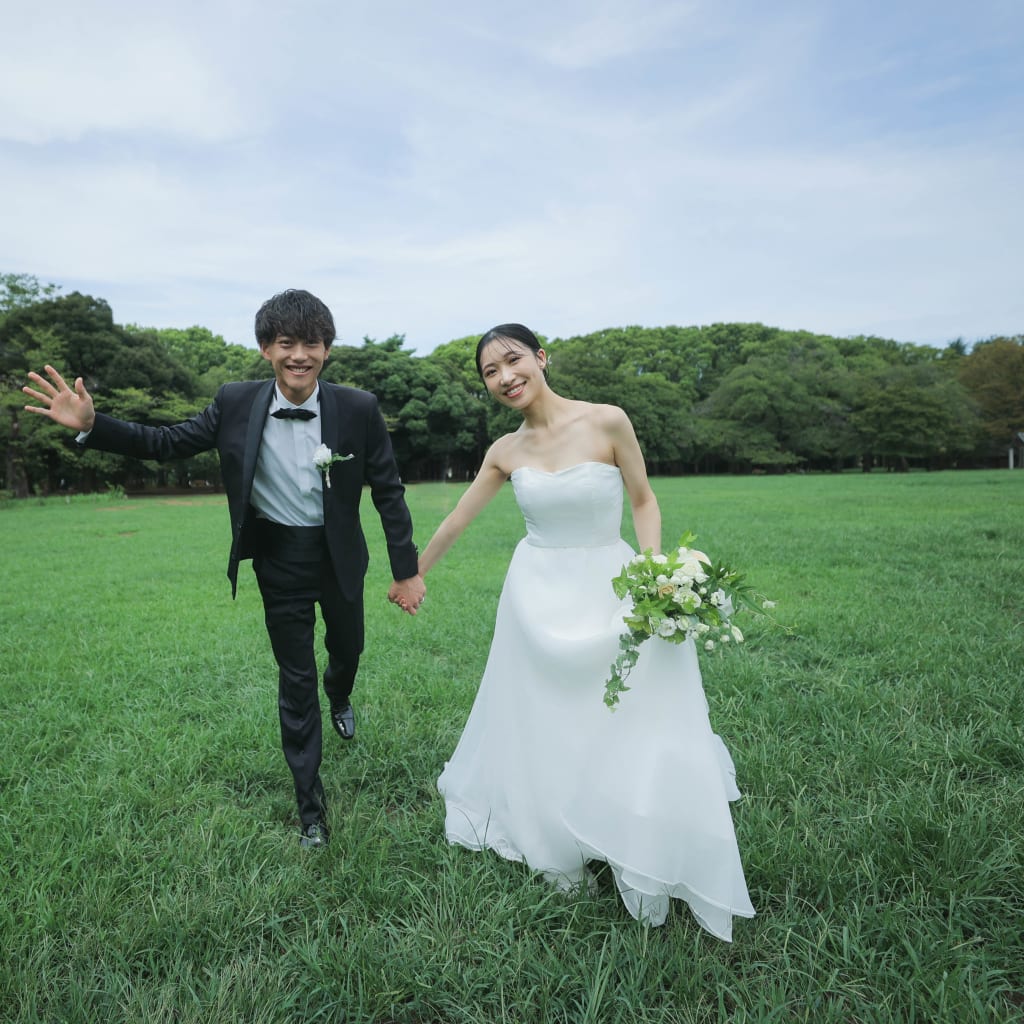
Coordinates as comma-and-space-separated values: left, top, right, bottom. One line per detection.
510, 461, 619, 478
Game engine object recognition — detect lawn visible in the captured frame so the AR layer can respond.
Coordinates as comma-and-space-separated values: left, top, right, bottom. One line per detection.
1, 470, 1022, 1023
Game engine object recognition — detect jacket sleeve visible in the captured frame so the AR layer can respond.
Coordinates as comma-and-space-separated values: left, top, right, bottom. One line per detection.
363, 394, 419, 581
81, 389, 223, 462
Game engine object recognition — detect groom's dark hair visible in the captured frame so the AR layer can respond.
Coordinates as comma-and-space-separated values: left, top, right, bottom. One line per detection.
475, 323, 543, 378
255, 289, 337, 348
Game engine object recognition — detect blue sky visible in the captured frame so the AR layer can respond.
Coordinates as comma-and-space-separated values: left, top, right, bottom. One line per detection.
1, 1, 1021, 353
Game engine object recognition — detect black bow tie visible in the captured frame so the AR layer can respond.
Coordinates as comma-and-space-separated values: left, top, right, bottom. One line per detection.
272, 407, 317, 421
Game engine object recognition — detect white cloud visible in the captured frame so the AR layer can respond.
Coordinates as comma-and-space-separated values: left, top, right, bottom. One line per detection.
532, 0, 701, 69
0, 4, 253, 145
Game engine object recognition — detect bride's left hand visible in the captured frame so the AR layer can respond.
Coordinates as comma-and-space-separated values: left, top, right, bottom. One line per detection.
388, 576, 426, 615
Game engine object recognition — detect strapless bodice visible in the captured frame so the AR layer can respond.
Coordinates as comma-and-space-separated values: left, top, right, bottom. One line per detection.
510, 462, 623, 548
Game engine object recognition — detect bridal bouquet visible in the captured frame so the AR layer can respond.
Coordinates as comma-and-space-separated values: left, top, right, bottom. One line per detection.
603, 532, 775, 709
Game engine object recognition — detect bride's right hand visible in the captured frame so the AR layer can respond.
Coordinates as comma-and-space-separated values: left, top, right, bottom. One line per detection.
23, 365, 96, 432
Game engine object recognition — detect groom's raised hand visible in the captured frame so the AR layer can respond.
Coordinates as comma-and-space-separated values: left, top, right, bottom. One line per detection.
23, 365, 96, 433
389, 575, 426, 616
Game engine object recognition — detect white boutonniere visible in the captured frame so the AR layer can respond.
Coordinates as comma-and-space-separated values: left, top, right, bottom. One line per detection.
313, 444, 354, 488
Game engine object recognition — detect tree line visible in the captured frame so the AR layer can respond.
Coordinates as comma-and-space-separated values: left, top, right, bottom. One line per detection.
2, 273, 1021, 497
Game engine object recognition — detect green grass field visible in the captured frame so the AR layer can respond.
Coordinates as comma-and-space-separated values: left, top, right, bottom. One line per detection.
2, 470, 1022, 1023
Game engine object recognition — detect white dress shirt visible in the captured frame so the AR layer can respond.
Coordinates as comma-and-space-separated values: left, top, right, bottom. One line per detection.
250, 385, 325, 527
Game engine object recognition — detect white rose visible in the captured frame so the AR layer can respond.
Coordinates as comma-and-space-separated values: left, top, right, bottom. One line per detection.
313, 443, 333, 468
704, 639, 716, 651
731, 625, 744, 643
680, 558, 705, 578
657, 618, 678, 637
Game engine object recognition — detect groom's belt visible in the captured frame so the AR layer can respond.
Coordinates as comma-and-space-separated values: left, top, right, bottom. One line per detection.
251, 515, 326, 561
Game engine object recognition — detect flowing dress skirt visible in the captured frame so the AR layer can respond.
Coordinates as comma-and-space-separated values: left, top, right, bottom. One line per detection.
438, 474, 755, 939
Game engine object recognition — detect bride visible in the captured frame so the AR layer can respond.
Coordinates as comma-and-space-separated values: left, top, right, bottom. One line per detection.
412, 324, 755, 938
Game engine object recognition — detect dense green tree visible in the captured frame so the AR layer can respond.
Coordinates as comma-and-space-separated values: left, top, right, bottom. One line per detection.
2, 272, 1018, 490
0, 273, 61, 319
0, 293, 200, 493
850, 362, 979, 470
419, 343, 489, 472
545, 329, 695, 470
957, 337, 1024, 454
551, 326, 700, 389
1, 276, 63, 495
323, 335, 423, 466
2, 292, 197, 396
132, 325, 264, 398
695, 357, 804, 470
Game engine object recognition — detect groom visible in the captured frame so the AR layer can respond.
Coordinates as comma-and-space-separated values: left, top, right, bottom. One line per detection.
23, 289, 425, 849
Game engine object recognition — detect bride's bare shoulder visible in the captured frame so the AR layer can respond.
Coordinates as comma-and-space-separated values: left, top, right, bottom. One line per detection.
484, 430, 525, 474
581, 401, 631, 430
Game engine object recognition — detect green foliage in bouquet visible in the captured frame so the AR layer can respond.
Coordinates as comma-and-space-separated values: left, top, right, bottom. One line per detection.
604, 531, 775, 709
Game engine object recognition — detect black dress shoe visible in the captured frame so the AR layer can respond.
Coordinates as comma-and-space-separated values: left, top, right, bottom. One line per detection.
300, 820, 330, 849
329, 701, 355, 741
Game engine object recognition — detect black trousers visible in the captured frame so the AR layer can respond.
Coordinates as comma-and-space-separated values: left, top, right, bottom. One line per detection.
252, 521, 363, 827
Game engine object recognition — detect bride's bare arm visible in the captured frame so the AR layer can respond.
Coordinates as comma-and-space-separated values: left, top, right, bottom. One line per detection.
629, 487, 662, 555
417, 454, 509, 576
605, 406, 662, 553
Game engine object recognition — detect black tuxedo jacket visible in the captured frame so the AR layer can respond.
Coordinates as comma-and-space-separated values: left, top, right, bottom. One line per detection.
82, 379, 418, 599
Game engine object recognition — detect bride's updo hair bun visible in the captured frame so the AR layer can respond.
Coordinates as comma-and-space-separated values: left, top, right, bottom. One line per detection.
476, 324, 545, 379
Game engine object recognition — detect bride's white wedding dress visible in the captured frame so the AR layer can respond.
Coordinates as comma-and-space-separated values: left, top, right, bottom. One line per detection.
437, 462, 755, 939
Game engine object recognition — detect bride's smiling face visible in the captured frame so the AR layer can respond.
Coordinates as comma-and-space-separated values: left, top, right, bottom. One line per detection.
479, 339, 548, 407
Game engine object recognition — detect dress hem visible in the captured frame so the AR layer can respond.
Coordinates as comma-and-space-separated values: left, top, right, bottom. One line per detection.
443, 807, 755, 940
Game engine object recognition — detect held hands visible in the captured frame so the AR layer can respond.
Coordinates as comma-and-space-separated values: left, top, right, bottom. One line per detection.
23, 366, 96, 433
388, 575, 426, 616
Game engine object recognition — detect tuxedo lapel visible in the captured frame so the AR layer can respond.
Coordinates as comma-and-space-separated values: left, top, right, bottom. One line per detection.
241, 380, 275, 505
318, 382, 337, 448
319, 383, 338, 515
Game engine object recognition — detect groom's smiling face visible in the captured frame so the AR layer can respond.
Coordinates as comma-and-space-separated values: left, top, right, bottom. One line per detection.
260, 333, 330, 404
